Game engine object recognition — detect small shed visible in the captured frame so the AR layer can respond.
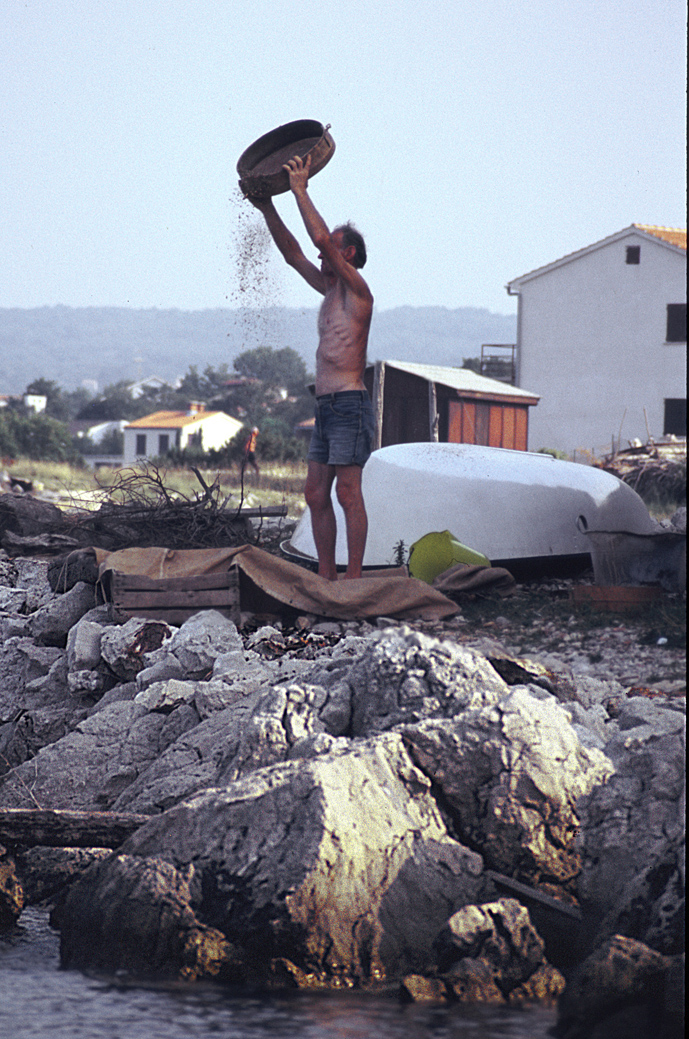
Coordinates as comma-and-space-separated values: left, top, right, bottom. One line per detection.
363, 360, 540, 451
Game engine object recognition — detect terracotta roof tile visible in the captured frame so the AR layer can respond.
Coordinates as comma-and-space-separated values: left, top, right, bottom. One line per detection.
125, 410, 223, 430
508, 224, 687, 287
633, 224, 687, 250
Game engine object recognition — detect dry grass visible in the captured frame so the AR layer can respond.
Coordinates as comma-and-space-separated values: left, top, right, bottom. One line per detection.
9, 458, 308, 521
9, 459, 98, 494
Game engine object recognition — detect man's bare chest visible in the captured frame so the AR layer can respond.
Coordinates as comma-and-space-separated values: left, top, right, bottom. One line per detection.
318, 288, 350, 337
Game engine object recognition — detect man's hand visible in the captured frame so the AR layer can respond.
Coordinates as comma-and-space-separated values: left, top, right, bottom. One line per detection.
242, 189, 273, 212
283, 154, 311, 197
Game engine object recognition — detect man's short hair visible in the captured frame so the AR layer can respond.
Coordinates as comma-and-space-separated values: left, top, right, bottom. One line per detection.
335, 222, 367, 268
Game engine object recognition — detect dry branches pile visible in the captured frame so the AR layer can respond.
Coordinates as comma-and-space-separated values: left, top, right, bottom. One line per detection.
594, 440, 686, 502
63, 465, 264, 551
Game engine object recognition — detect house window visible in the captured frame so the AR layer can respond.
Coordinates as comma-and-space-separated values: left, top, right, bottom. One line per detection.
664, 399, 687, 436
625, 245, 640, 264
135, 434, 146, 455
666, 304, 687, 343
158, 434, 169, 454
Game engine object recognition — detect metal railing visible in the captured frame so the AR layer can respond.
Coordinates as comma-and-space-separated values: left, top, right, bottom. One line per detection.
480, 344, 516, 384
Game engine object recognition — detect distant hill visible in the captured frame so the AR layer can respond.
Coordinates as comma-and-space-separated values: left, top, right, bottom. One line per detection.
0, 305, 516, 394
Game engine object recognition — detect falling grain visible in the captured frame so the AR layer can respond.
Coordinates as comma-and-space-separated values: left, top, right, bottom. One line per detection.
228, 188, 284, 347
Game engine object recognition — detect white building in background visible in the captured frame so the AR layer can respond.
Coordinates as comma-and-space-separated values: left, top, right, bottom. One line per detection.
128, 375, 173, 399
23, 394, 47, 414
506, 224, 687, 456
82, 420, 128, 444
123, 403, 243, 464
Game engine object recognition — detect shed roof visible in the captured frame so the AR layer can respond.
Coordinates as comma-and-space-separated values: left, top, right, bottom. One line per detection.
376, 360, 539, 402
507, 224, 686, 290
125, 410, 227, 430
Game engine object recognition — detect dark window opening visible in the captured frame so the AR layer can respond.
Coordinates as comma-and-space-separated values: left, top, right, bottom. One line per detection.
626, 245, 640, 264
664, 399, 687, 436
666, 303, 687, 343
135, 433, 146, 455
158, 434, 169, 454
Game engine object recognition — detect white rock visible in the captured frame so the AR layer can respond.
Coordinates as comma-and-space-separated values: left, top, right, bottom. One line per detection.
67, 618, 105, 672
134, 679, 197, 712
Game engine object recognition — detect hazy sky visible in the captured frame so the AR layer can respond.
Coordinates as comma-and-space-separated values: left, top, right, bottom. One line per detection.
2, 0, 686, 315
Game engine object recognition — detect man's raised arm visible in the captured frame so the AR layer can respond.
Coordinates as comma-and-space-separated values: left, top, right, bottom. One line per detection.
283, 155, 372, 302
247, 195, 326, 294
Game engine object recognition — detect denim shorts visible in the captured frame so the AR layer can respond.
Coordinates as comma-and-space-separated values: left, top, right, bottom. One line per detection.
308, 390, 375, 467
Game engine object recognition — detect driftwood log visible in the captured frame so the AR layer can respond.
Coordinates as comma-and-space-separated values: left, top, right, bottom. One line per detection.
1, 531, 83, 557
0, 809, 150, 849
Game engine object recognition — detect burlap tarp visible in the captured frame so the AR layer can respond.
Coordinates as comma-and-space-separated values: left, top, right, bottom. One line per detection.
431, 561, 516, 597
94, 544, 461, 622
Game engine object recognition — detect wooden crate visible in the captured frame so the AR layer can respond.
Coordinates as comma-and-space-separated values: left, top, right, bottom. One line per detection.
109, 567, 241, 626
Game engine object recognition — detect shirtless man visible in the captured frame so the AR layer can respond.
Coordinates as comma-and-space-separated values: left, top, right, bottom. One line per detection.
248, 154, 374, 579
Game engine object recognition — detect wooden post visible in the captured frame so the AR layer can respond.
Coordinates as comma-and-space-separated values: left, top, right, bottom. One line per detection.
428, 381, 439, 441
371, 361, 385, 451
0, 809, 150, 849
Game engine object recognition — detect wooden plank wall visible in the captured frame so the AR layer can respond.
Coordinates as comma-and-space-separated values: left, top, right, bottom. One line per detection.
379, 368, 430, 446
363, 365, 532, 451
448, 400, 529, 450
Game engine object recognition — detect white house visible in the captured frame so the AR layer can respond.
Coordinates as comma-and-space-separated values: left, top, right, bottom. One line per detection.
128, 375, 175, 399
23, 394, 47, 414
0, 393, 48, 414
506, 224, 687, 456
123, 403, 243, 464
81, 420, 128, 444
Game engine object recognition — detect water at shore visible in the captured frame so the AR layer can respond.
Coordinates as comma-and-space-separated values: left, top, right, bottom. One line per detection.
1, 908, 558, 1039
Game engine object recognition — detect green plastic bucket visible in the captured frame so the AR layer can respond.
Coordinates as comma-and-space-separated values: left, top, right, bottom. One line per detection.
408, 530, 490, 584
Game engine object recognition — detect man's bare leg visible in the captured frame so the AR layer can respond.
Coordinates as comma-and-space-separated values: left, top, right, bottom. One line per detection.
304, 460, 338, 580
334, 465, 367, 579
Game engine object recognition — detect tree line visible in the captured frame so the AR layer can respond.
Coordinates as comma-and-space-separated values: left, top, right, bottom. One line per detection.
0, 347, 315, 466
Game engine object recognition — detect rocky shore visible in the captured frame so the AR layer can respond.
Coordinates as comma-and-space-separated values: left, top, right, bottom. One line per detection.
0, 544, 684, 1039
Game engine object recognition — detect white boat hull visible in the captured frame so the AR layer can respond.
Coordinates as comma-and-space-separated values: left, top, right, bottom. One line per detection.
285, 443, 658, 568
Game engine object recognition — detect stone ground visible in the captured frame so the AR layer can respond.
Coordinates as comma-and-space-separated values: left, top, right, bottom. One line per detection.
430, 579, 685, 693
2, 496, 686, 700
257, 512, 685, 698
267, 573, 686, 699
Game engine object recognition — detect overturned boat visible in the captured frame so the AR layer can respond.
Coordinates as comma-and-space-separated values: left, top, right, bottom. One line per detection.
282, 442, 660, 576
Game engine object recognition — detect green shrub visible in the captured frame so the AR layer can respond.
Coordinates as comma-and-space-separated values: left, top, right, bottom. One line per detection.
0, 409, 82, 463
